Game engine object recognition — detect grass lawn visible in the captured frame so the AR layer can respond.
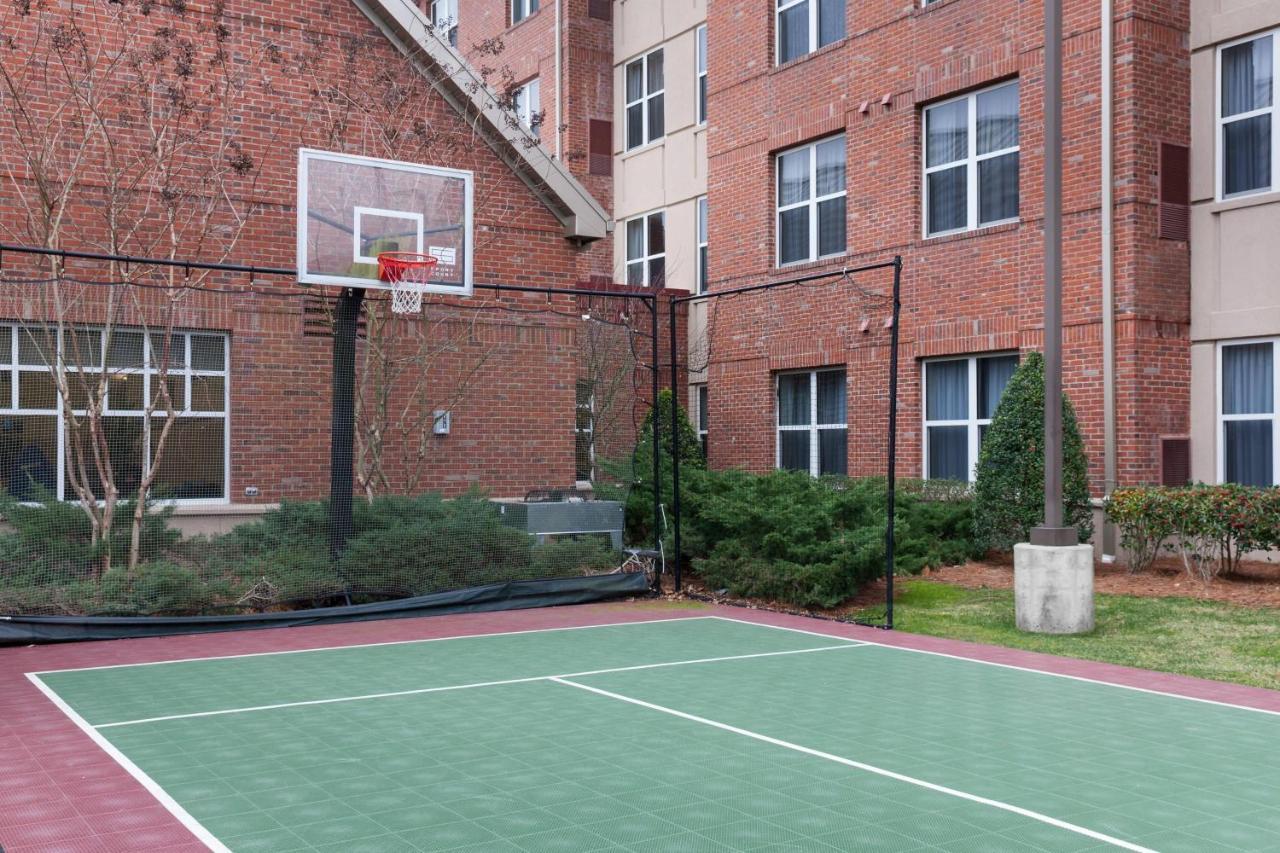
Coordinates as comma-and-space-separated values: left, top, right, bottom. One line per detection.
852, 580, 1280, 691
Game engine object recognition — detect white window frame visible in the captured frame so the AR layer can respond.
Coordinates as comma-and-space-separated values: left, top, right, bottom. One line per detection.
696, 195, 709, 294
512, 0, 539, 25
513, 77, 541, 138
625, 210, 666, 287
696, 25, 708, 125
922, 80, 1020, 238
775, 368, 847, 477
1216, 337, 1280, 486
1215, 30, 1280, 201
775, 0, 843, 65
430, 0, 458, 46
625, 49, 665, 151
1, 325, 231, 505
776, 135, 846, 267
921, 353, 1018, 483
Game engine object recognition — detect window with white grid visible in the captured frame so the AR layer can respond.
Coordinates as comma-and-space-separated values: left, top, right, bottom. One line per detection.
923, 81, 1020, 237
777, 369, 846, 477
0, 325, 229, 503
923, 353, 1018, 482
777, 136, 846, 266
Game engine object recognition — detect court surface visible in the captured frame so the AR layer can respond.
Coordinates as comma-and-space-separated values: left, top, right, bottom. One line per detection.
26, 614, 1280, 853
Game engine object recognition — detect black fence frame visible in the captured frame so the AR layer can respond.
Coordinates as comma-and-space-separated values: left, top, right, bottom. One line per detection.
667, 257, 903, 630
0, 242, 903, 636
0, 242, 665, 634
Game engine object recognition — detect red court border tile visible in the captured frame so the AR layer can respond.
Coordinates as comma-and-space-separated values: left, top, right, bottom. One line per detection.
2, 600, 1277, 851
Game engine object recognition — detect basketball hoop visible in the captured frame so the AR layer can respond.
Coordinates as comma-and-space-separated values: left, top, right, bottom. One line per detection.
377, 251, 439, 315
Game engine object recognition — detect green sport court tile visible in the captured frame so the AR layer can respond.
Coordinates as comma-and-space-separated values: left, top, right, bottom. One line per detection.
31, 614, 1280, 852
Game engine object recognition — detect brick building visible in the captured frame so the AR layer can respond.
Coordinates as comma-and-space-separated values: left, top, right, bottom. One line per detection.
0, 0, 649, 533
456, 0, 1198, 522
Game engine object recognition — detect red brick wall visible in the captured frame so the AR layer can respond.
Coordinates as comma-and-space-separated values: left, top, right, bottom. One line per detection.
702, 0, 1191, 492
453, 0, 616, 284
0, 0, 625, 502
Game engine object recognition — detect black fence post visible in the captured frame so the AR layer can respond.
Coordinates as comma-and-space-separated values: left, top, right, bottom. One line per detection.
668, 297, 682, 593
649, 296, 662, 590
330, 287, 364, 579
884, 257, 902, 630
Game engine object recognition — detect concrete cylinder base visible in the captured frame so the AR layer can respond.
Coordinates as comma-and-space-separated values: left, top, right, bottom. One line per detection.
1013, 543, 1095, 634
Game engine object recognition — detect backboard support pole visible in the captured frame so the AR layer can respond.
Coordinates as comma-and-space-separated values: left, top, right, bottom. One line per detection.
329, 286, 365, 594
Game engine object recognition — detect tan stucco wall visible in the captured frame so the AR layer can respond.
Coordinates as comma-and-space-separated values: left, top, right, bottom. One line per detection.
1188, 0, 1280, 481
613, 0, 707, 292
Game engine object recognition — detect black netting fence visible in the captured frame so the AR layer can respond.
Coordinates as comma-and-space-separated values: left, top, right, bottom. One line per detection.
0, 251, 661, 632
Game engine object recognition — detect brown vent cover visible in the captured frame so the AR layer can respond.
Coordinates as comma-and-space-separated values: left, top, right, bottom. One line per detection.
1158, 142, 1190, 241
588, 119, 612, 176
1159, 435, 1191, 486
588, 0, 611, 21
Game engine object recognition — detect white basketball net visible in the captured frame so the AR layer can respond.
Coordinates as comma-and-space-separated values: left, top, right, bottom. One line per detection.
389, 264, 432, 314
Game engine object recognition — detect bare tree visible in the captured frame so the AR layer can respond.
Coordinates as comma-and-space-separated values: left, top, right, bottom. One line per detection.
0, 0, 267, 574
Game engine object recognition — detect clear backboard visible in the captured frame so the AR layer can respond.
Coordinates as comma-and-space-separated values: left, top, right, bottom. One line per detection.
296, 149, 473, 295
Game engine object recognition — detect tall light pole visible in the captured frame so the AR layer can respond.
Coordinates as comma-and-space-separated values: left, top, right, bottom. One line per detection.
1030, 0, 1075, 548
1014, 0, 1093, 635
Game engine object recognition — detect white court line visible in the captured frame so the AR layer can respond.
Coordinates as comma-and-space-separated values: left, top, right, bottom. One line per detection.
28, 614, 718, 676
93, 642, 866, 729
553, 677, 1158, 853
25, 673, 231, 853
713, 615, 1280, 718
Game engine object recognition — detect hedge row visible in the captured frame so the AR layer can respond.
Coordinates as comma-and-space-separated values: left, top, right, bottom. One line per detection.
1105, 484, 1280, 582
628, 467, 980, 609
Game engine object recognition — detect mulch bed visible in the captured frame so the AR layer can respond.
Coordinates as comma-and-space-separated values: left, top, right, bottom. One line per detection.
924, 554, 1280, 609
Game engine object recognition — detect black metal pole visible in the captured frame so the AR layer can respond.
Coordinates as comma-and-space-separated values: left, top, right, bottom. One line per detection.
330, 287, 364, 577
884, 256, 902, 630
668, 298, 682, 593
649, 297, 663, 591
1031, 0, 1075, 547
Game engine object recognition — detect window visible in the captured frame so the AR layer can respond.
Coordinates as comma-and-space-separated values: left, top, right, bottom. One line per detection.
776, 0, 845, 65
696, 25, 708, 125
777, 369, 846, 476
512, 0, 539, 25
575, 379, 594, 483
1218, 32, 1276, 198
625, 49, 664, 150
1219, 340, 1278, 486
430, 0, 458, 46
696, 196, 708, 294
777, 136, 846, 266
923, 353, 1018, 482
695, 384, 708, 459
923, 81, 1020, 237
0, 325, 229, 503
513, 78, 541, 139
625, 211, 665, 286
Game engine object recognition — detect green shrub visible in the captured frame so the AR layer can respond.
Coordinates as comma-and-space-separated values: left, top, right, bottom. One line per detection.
621, 389, 705, 546
1105, 487, 1176, 573
1105, 484, 1280, 582
0, 493, 180, 588
677, 470, 981, 608
973, 351, 1093, 550
97, 561, 225, 615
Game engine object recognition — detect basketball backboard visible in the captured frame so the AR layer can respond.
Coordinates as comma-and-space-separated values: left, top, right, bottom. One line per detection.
296, 149, 473, 295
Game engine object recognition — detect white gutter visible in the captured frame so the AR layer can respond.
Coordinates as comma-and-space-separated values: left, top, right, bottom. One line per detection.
1100, 0, 1117, 559
554, 0, 563, 160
